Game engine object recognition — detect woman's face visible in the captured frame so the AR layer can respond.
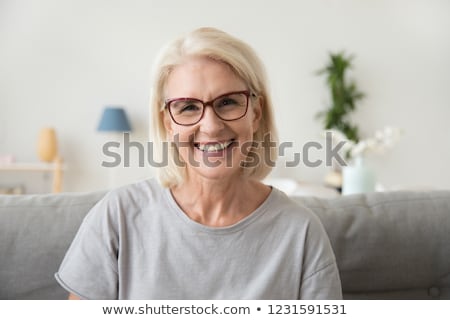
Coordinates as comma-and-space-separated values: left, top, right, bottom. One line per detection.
163, 56, 262, 182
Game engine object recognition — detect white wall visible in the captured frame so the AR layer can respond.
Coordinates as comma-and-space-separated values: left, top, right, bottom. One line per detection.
1, 0, 449, 192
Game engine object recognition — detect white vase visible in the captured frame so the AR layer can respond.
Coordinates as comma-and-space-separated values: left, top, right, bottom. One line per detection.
342, 156, 375, 195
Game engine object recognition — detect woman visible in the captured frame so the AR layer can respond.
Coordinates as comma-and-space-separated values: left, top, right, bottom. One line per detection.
55, 27, 342, 299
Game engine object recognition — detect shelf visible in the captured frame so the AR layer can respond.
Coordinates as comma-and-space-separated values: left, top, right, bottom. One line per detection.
0, 159, 65, 193
0, 163, 61, 172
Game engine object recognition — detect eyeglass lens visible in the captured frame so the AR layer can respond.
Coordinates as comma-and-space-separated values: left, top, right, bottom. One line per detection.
168, 92, 249, 125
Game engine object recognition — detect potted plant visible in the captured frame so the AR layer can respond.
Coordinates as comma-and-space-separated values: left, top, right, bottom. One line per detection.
316, 52, 365, 146
316, 52, 365, 191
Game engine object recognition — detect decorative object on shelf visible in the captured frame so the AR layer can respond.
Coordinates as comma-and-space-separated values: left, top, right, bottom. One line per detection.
97, 106, 132, 132
33, 127, 64, 192
0, 185, 25, 195
316, 52, 365, 191
37, 127, 58, 162
342, 156, 375, 195
329, 127, 403, 195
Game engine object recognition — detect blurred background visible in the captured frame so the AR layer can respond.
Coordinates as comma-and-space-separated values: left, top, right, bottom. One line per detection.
0, 0, 449, 193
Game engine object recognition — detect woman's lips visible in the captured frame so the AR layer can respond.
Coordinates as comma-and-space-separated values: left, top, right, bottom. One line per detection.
194, 139, 235, 152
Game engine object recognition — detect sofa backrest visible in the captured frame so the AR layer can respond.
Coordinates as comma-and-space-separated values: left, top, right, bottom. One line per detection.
1, 189, 449, 299
0, 191, 106, 299
294, 190, 450, 299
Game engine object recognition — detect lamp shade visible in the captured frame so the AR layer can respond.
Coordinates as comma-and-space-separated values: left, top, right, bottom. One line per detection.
97, 107, 132, 132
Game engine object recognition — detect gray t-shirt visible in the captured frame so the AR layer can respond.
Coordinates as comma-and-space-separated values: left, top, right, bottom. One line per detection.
55, 179, 342, 299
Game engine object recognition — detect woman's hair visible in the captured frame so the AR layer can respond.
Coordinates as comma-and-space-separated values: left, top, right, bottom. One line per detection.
150, 27, 278, 187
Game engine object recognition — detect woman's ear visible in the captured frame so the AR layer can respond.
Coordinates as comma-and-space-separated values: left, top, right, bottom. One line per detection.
163, 111, 173, 135
251, 95, 263, 133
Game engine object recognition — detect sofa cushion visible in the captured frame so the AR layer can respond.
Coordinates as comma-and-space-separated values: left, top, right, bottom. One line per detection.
0, 191, 106, 299
294, 190, 450, 299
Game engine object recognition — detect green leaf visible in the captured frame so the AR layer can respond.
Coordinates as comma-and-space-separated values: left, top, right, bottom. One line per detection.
316, 51, 364, 142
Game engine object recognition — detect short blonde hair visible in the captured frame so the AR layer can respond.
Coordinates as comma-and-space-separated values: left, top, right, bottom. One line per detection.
150, 27, 278, 187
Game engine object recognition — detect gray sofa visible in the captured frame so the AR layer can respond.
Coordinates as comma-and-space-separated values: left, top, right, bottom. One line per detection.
1, 189, 449, 299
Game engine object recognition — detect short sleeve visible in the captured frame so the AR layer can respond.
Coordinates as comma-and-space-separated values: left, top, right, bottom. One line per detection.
55, 194, 119, 299
300, 262, 342, 299
299, 213, 343, 299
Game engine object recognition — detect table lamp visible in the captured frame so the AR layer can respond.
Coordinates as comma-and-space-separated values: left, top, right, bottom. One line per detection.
97, 106, 132, 132
97, 106, 132, 189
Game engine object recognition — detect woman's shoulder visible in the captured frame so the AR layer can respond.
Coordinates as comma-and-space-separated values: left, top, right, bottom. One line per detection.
105, 177, 164, 203
86, 178, 166, 222
266, 187, 326, 230
269, 187, 316, 216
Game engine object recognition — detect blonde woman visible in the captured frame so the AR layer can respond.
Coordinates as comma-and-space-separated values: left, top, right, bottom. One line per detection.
56, 27, 341, 299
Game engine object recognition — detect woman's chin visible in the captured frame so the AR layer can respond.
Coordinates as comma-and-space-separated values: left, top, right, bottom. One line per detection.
179, 142, 246, 180
187, 159, 244, 181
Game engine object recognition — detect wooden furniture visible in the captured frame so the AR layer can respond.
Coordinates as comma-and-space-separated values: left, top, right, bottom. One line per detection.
0, 157, 64, 193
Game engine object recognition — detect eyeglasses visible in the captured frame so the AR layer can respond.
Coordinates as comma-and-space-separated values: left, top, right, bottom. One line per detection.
165, 90, 253, 126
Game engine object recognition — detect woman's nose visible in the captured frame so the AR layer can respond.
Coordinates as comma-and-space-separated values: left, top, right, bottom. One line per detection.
198, 106, 225, 132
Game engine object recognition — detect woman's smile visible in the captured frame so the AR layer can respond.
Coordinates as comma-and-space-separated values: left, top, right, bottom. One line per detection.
194, 139, 236, 154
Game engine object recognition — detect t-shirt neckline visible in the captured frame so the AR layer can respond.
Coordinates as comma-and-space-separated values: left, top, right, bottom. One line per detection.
163, 185, 278, 235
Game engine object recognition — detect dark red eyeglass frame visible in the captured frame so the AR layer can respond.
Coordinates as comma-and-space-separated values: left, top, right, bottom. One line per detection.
164, 90, 253, 126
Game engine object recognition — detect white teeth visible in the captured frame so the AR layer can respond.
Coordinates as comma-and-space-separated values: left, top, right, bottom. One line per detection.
197, 141, 233, 152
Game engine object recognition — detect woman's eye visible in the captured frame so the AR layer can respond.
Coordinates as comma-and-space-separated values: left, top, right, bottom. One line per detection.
174, 103, 201, 114
181, 104, 199, 112
218, 98, 237, 107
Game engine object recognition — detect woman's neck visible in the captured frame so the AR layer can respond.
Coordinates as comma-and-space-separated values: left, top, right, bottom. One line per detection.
170, 177, 271, 227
